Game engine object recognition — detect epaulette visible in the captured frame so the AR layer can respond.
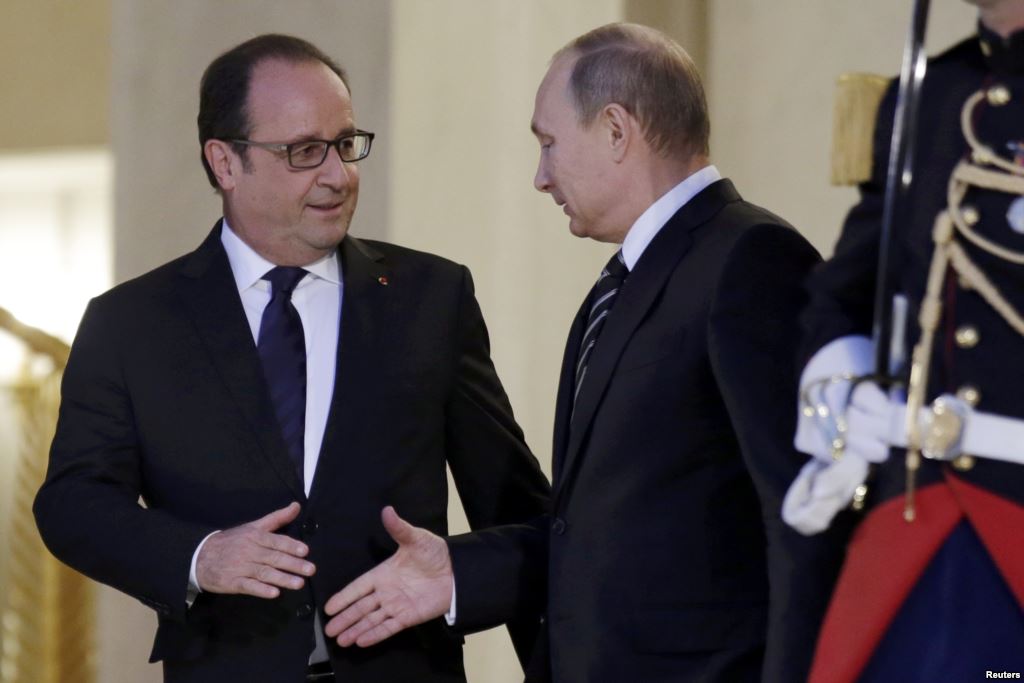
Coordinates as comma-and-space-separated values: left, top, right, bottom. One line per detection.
831, 72, 889, 186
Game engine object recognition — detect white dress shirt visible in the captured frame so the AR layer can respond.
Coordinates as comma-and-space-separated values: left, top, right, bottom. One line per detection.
620, 165, 722, 268
189, 218, 342, 663
220, 219, 343, 491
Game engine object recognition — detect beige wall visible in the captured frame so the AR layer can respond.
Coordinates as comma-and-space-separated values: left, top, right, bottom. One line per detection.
625, 0, 707, 74
387, 2, 623, 677
0, 0, 109, 150
706, 0, 977, 255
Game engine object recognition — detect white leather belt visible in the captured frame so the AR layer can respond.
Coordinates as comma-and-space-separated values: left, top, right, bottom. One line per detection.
890, 394, 1024, 466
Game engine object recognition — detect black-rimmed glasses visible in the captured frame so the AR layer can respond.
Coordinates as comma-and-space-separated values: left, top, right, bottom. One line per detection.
229, 130, 375, 169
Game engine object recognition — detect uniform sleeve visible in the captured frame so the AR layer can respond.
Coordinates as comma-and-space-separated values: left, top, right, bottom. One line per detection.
800, 80, 898, 360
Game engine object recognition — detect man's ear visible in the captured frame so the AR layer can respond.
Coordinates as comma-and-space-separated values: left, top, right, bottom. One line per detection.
602, 103, 635, 163
204, 139, 239, 191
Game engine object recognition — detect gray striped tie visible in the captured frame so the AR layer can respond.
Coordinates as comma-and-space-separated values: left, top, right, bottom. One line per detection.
574, 250, 628, 405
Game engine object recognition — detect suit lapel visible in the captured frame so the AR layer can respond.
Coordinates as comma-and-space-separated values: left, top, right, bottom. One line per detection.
307, 235, 389, 504
554, 179, 740, 498
177, 221, 305, 499
551, 301, 588, 485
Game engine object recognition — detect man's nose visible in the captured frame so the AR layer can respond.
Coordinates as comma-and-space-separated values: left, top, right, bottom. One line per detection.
534, 161, 551, 193
317, 144, 351, 188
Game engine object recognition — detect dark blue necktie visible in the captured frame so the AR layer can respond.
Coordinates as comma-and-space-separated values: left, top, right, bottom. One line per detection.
574, 250, 628, 404
258, 266, 307, 483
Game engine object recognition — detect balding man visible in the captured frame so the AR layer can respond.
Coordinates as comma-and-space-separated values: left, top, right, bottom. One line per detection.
324, 23, 843, 683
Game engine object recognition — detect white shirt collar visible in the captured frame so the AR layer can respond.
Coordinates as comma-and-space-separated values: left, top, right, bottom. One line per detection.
620, 165, 722, 271
219, 218, 342, 291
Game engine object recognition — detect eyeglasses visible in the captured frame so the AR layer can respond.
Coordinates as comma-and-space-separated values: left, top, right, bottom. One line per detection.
229, 130, 375, 169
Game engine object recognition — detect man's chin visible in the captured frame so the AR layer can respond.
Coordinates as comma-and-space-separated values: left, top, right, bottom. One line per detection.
567, 218, 589, 239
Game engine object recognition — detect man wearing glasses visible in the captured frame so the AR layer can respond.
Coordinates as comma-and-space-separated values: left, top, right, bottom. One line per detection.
34, 34, 549, 682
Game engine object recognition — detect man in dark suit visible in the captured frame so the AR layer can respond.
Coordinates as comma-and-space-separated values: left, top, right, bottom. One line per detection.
322, 23, 846, 683
33, 34, 549, 682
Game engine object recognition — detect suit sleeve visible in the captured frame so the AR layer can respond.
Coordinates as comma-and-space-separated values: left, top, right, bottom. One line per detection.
708, 223, 853, 683
33, 296, 214, 623
442, 265, 551, 661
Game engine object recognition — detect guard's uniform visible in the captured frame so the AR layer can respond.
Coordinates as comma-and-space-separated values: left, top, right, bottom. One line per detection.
800, 25, 1024, 683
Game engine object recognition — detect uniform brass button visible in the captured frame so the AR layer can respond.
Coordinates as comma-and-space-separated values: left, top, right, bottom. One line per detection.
987, 85, 1011, 106
296, 603, 314, 619
952, 454, 976, 471
851, 484, 869, 511
961, 205, 980, 226
955, 385, 981, 407
980, 40, 992, 57
973, 146, 996, 165
955, 325, 979, 349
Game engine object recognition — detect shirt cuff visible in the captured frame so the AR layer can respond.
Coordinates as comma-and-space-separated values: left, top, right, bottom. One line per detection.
186, 530, 221, 607
444, 576, 457, 626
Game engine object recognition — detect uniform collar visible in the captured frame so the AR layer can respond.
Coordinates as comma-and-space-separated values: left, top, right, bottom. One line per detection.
979, 21, 1024, 75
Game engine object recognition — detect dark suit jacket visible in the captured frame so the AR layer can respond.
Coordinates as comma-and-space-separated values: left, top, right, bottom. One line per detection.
34, 223, 550, 683
451, 179, 847, 682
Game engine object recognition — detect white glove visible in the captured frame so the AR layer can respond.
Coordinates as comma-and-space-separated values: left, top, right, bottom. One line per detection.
783, 381, 906, 534
793, 336, 874, 461
782, 457, 869, 535
786, 336, 908, 535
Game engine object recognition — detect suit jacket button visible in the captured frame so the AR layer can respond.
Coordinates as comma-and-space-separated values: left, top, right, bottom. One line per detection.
302, 519, 318, 536
296, 603, 314, 620
551, 518, 567, 535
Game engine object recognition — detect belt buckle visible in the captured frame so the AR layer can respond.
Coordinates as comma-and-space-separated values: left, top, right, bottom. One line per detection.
921, 395, 969, 461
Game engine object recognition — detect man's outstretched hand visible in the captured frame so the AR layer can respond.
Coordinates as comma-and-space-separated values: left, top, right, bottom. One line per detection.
324, 506, 453, 647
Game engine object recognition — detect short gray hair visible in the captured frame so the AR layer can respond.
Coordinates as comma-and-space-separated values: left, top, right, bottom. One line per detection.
556, 23, 709, 159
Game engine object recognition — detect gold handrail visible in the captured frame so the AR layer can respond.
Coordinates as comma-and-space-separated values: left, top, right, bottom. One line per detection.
0, 306, 94, 683
0, 306, 70, 368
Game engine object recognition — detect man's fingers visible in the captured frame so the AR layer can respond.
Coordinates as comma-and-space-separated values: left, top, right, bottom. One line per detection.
355, 618, 406, 648
253, 501, 302, 533
325, 592, 380, 636
236, 577, 281, 599
335, 605, 390, 646
380, 506, 418, 546
254, 545, 315, 576
251, 563, 307, 591
254, 529, 309, 560
325, 573, 376, 616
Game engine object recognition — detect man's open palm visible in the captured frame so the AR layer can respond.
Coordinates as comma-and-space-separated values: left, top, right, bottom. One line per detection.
324, 506, 453, 647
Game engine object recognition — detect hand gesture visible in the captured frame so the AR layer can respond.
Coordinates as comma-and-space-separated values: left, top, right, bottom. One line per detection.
196, 502, 315, 598
324, 506, 452, 647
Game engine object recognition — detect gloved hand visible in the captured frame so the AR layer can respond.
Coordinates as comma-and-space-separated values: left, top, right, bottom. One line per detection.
786, 335, 907, 535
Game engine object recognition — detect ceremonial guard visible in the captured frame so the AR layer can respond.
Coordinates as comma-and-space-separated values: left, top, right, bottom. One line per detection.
783, 2, 1024, 681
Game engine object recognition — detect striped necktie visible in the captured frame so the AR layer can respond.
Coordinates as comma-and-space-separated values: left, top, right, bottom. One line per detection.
258, 266, 308, 483
574, 250, 628, 404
